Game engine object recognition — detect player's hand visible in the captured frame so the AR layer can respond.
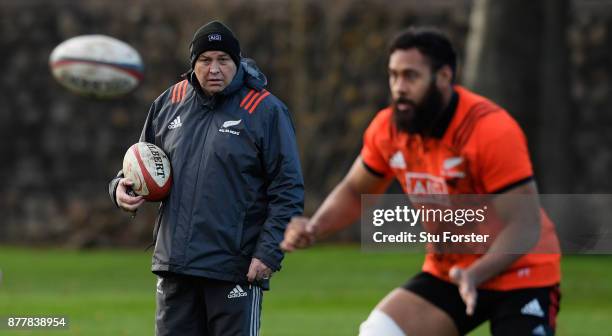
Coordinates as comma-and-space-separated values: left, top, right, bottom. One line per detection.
280, 216, 316, 252
449, 266, 477, 316
116, 178, 145, 213
247, 257, 272, 283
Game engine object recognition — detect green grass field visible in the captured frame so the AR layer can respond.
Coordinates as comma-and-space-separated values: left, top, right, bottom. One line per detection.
0, 246, 610, 335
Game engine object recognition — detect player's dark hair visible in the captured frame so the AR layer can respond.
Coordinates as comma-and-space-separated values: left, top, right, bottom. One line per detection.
388, 27, 457, 82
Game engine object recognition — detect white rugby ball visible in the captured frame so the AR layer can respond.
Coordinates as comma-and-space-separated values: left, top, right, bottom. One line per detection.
122, 142, 172, 201
49, 35, 144, 98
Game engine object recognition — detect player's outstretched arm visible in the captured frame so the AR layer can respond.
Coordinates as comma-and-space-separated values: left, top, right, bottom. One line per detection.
281, 157, 392, 252
450, 180, 541, 315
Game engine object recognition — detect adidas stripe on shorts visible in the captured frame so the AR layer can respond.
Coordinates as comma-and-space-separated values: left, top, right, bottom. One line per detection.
155, 272, 263, 336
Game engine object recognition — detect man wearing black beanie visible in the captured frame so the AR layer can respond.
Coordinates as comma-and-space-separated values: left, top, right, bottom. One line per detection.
109, 20, 304, 336
190, 20, 241, 68
188, 20, 242, 97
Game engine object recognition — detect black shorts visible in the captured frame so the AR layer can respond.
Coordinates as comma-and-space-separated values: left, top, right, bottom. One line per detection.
155, 272, 262, 336
403, 272, 561, 336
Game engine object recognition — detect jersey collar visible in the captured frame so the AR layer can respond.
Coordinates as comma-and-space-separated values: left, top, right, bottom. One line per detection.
429, 89, 458, 138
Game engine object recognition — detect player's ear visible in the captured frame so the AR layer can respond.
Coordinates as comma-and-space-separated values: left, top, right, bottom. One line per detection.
436, 65, 453, 87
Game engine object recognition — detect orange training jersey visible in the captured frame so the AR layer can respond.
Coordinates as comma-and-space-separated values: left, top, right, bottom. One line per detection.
361, 85, 560, 290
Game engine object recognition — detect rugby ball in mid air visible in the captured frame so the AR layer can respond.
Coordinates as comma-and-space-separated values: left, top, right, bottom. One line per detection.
49, 35, 143, 98
122, 142, 172, 201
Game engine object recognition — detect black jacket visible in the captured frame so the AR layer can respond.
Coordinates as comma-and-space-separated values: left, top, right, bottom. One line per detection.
109, 60, 304, 286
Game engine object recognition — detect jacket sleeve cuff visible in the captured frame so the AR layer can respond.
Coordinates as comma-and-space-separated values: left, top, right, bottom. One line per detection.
108, 176, 123, 208
253, 249, 283, 272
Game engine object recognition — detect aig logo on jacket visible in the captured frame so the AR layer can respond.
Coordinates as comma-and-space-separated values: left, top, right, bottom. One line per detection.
219, 119, 242, 135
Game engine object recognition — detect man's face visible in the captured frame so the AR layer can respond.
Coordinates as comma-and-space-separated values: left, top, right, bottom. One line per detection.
193, 51, 237, 96
388, 48, 444, 134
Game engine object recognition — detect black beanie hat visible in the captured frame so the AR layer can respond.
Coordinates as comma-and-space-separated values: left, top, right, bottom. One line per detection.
189, 20, 241, 68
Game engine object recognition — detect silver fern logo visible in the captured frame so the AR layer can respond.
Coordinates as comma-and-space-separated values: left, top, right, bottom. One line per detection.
222, 119, 241, 128
219, 119, 242, 135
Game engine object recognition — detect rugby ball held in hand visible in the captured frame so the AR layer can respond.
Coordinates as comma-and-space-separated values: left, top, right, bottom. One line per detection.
122, 142, 172, 201
49, 34, 144, 98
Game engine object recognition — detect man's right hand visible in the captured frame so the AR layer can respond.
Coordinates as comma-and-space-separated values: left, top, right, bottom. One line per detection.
116, 178, 145, 212
280, 216, 317, 252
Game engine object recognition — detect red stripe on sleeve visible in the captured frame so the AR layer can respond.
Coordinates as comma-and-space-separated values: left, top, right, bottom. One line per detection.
240, 90, 255, 107
248, 91, 271, 114
180, 80, 188, 101
171, 83, 178, 103
244, 91, 262, 110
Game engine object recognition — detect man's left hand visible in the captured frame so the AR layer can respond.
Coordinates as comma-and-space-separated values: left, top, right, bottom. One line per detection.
449, 266, 478, 316
247, 258, 273, 283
